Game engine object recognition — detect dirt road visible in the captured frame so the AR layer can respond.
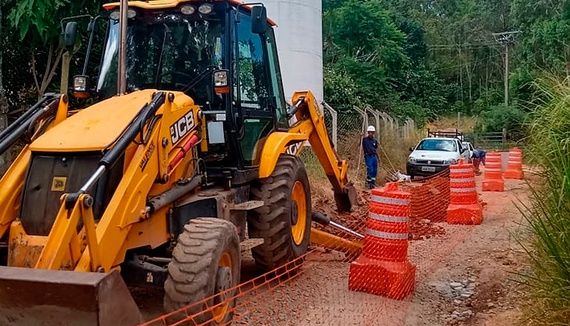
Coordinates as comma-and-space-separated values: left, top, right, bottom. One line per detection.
232, 175, 531, 326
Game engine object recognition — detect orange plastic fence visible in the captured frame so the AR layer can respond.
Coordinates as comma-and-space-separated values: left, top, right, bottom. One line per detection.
140, 255, 306, 326
139, 168, 495, 326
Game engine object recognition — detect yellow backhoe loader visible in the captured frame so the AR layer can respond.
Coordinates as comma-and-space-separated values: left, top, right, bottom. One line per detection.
0, 1, 358, 325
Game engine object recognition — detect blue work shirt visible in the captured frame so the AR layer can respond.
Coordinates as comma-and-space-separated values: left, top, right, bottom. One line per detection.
473, 149, 486, 158
362, 136, 378, 156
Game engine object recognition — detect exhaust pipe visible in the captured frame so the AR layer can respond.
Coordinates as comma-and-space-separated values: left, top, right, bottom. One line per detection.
117, 0, 128, 96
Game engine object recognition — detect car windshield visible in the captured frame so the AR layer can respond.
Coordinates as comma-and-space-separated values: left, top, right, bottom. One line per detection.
416, 139, 457, 152
97, 14, 224, 104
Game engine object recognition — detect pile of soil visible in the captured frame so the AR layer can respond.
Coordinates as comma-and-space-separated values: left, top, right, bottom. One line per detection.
312, 182, 449, 243
400, 176, 450, 240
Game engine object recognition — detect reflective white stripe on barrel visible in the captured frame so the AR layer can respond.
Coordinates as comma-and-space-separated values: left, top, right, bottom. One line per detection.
485, 168, 502, 172
369, 212, 409, 223
451, 168, 473, 173
370, 195, 410, 206
450, 177, 475, 183
450, 187, 477, 193
365, 228, 408, 240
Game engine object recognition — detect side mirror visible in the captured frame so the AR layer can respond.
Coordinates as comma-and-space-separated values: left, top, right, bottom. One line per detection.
64, 22, 78, 52
409, 147, 414, 152
251, 6, 268, 34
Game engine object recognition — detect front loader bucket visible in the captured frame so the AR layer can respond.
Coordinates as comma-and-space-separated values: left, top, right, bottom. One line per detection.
0, 267, 142, 326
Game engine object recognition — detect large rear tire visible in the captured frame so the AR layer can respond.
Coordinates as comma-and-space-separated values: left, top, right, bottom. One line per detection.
164, 218, 240, 325
248, 154, 312, 271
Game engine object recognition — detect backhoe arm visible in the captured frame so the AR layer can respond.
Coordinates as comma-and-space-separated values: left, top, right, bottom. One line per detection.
290, 91, 357, 212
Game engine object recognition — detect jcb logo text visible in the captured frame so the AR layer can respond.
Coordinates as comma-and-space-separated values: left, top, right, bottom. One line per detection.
170, 111, 195, 144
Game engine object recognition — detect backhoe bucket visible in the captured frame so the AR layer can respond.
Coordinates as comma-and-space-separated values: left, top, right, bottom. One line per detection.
335, 182, 358, 213
0, 267, 143, 326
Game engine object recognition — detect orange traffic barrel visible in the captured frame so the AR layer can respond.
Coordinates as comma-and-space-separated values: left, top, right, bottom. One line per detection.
482, 151, 504, 192
349, 182, 416, 300
366, 183, 411, 262
449, 161, 478, 205
447, 160, 483, 225
504, 148, 524, 180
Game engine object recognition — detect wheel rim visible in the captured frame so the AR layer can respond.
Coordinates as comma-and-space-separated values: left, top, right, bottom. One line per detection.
213, 252, 233, 323
291, 181, 307, 246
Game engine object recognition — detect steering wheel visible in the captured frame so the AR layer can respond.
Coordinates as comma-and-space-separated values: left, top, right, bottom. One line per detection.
155, 71, 193, 86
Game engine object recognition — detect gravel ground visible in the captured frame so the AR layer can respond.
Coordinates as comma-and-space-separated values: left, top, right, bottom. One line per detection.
137, 170, 532, 325
230, 173, 531, 326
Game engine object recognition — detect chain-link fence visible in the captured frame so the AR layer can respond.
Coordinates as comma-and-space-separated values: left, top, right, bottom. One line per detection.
302, 102, 422, 189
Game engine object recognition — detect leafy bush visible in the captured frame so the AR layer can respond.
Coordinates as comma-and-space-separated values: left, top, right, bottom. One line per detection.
475, 104, 526, 133
323, 66, 362, 110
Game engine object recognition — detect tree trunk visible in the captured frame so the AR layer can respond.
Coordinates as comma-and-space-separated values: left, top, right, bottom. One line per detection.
32, 45, 64, 99
0, 3, 10, 174
465, 59, 472, 103
458, 47, 464, 103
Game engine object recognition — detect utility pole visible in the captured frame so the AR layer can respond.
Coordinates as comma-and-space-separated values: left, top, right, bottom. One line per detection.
492, 31, 520, 108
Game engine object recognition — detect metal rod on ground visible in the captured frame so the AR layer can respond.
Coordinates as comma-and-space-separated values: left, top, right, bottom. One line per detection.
312, 212, 364, 239
329, 221, 364, 239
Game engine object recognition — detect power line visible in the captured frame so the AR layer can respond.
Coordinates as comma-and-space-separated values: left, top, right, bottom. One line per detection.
428, 52, 503, 72
428, 43, 499, 49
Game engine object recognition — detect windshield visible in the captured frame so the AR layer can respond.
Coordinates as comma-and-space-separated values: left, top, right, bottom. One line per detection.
97, 14, 224, 104
416, 139, 457, 152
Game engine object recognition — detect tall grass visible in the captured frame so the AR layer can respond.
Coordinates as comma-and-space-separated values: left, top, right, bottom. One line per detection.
520, 76, 570, 324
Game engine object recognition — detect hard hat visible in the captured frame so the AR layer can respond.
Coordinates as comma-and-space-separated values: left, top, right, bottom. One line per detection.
367, 125, 376, 132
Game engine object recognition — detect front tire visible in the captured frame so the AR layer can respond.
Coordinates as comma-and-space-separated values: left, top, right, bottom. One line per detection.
248, 155, 312, 271
164, 218, 240, 325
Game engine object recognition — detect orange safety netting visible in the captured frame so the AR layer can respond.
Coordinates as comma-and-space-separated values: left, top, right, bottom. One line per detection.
140, 166, 491, 326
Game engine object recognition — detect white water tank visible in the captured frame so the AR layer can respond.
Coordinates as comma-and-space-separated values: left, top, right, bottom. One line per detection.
262, 0, 324, 103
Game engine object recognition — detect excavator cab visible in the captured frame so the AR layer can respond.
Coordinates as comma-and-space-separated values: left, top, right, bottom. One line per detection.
0, 1, 358, 325
79, 1, 290, 176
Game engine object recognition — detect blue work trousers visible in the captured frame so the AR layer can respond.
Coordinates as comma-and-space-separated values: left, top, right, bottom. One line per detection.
365, 155, 378, 188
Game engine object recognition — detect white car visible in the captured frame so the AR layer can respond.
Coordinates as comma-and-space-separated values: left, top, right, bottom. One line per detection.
406, 137, 470, 178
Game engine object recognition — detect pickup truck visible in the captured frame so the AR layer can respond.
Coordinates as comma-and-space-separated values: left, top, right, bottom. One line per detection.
406, 137, 470, 178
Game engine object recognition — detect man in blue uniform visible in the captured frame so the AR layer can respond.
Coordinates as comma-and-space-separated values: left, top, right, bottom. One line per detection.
472, 148, 486, 175
362, 126, 379, 189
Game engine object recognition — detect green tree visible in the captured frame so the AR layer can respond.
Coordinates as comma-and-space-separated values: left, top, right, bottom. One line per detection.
0, 1, 9, 172
5, 0, 98, 97
323, 0, 410, 112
